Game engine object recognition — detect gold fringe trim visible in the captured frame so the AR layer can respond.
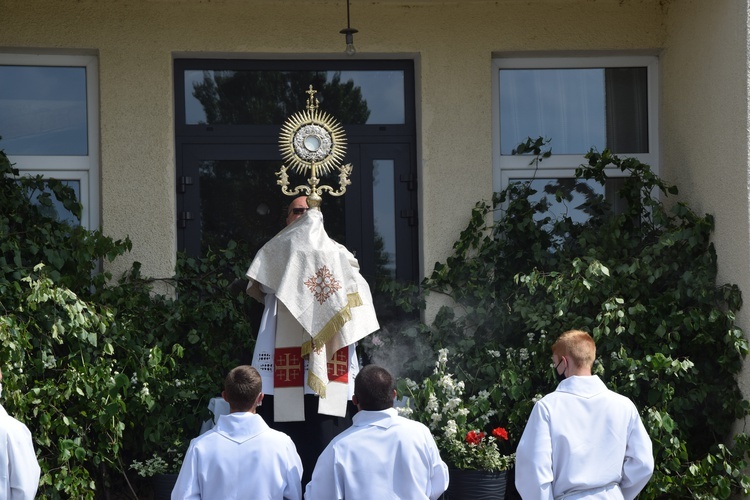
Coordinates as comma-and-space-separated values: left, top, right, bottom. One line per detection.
308, 370, 328, 398
301, 292, 363, 357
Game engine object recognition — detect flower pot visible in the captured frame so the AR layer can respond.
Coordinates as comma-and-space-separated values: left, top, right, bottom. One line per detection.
441, 469, 507, 499
152, 473, 179, 500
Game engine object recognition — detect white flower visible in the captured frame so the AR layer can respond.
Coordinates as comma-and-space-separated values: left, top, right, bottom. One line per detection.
438, 375, 455, 392
488, 350, 501, 358
397, 406, 414, 418
519, 348, 529, 361
405, 378, 418, 391
527, 332, 535, 342
426, 393, 439, 414
437, 348, 449, 364
445, 419, 458, 439
430, 412, 442, 430
445, 397, 462, 412
457, 408, 469, 417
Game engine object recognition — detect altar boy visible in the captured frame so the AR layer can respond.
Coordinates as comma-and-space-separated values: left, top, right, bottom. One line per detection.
172, 365, 303, 500
515, 329, 654, 499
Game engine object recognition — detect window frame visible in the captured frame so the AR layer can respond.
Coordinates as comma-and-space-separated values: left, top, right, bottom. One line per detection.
1, 52, 100, 230
492, 54, 659, 195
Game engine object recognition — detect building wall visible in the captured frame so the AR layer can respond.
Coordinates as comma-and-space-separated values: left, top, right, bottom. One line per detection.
12, 0, 750, 406
0, 0, 666, 282
660, 0, 750, 414
5, 0, 750, 438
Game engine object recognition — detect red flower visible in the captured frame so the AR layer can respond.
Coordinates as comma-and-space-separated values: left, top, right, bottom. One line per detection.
492, 427, 509, 441
465, 430, 485, 445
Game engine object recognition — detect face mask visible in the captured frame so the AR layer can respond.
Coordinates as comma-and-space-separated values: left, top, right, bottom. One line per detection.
554, 359, 566, 382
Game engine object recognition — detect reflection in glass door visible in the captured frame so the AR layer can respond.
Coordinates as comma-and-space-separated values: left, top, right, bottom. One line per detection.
178, 141, 418, 336
373, 159, 397, 280
175, 58, 418, 341
178, 145, 346, 259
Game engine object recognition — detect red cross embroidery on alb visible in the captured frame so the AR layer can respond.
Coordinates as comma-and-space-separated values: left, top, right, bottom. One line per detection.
304, 265, 342, 304
274, 347, 304, 387
327, 347, 349, 383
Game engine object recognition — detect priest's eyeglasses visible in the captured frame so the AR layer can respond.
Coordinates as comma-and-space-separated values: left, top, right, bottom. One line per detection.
291, 207, 308, 215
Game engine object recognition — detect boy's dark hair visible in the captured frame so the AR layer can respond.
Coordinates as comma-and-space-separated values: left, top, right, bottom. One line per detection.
224, 365, 262, 412
354, 365, 395, 411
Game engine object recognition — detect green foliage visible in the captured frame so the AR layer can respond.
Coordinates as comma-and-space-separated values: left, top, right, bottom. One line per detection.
396, 348, 514, 472
0, 145, 255, 497
390, 140, 750, 497
129, 451, 183, 478
101, 244, 256, 475
0, 149, 131, 300
1, 267, 126, 498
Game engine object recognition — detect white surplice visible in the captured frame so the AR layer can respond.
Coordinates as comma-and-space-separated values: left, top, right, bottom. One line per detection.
172, 412, 303, 500
250, 285, 359, 399
515, 375, 654, 500
304, 408, 449, 500
0, 405, 40, 500
246, 209, 378, 420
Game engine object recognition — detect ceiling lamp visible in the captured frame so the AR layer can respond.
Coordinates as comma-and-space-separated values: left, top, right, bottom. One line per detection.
339, 0, 358, 56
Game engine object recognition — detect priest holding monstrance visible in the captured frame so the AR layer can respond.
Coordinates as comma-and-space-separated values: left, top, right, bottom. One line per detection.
245, 86, 380, 485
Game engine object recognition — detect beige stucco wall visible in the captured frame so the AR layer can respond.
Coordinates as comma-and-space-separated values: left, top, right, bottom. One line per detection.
0, 0, 666, 284
660, 0, 750, 425
15, 0, 750, 408
4, 0, 750, 448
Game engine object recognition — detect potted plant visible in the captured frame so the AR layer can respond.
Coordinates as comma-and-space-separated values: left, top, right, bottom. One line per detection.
129, 447, 184, 500
397, 348, 515, 499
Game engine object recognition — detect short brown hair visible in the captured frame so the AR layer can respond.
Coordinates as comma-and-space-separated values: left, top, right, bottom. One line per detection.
223, 365, 262, 411
551, 330, 596, 369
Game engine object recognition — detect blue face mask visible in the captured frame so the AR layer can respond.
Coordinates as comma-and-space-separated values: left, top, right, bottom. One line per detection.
554, 358, 566, 382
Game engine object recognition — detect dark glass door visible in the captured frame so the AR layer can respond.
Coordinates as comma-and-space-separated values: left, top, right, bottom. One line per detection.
177, 142, 416, 290
174, 58, 418, 330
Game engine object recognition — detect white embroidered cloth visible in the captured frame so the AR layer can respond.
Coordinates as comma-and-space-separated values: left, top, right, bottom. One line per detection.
246, 209, 379, 397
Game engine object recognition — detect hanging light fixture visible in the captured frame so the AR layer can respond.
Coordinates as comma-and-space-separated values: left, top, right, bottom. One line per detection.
339, 0, 358, 56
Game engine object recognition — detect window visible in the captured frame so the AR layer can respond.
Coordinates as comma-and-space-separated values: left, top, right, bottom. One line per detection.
183, 69, 405, 126
0, 53, 99, 229
493, 55, 658, 222
22, 172, 87, 227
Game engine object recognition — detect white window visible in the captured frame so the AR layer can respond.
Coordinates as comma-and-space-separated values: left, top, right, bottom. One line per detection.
492, 55, 658, 223
0, 53, 99, 229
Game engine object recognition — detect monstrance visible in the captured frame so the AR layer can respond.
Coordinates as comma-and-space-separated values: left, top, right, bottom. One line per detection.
276, 85, 352, 210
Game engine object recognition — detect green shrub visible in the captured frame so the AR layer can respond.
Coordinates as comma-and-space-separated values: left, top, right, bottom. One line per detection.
389, 140, 750, 498
0, 146, 256, 498
5, 132, 750, 497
